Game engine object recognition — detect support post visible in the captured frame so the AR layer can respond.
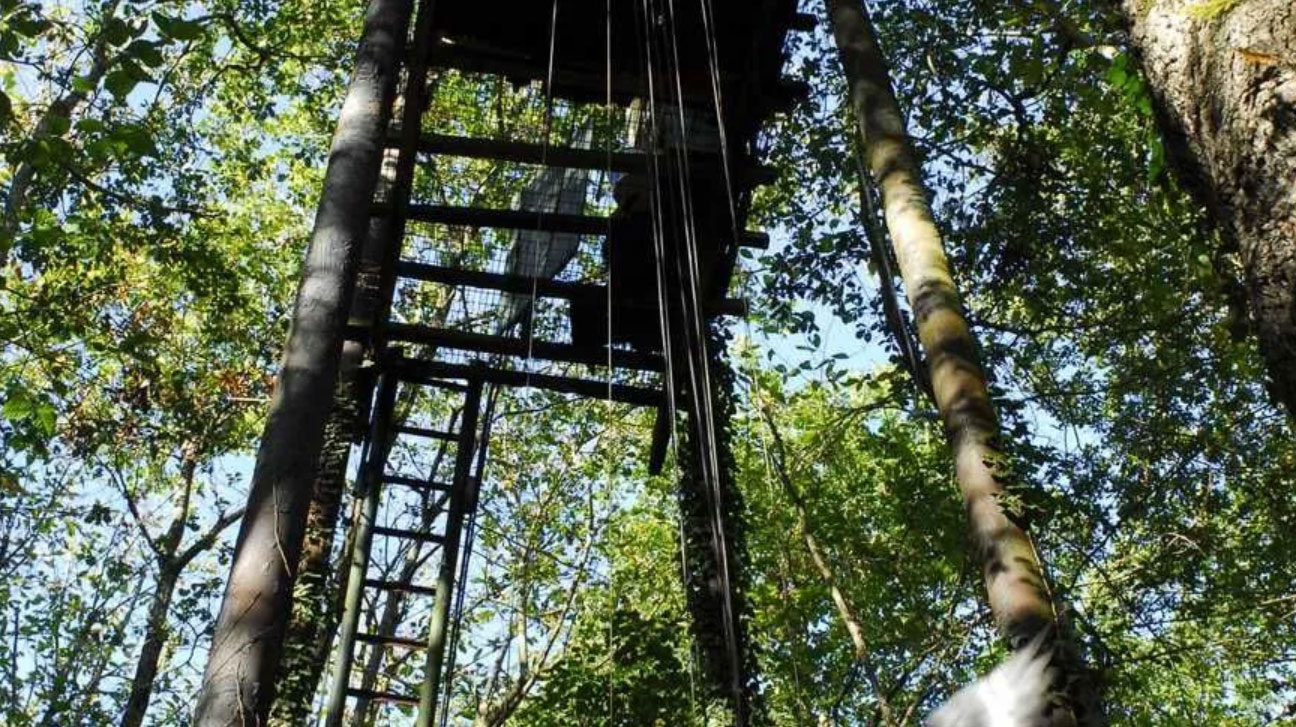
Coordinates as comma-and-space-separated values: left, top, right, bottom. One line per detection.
822, 0, 1102, 721
321, 372, 400, 727
190, 1, 412, 723
417, 373, 484, 727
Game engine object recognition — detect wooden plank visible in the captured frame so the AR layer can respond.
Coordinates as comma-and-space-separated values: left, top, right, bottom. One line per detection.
371, 525, 444, 545
394, 261, 752, 315
410, 132, 647, 172
398, 132, 777, 186
390, 358, 664, 409
393, 424, 457, 442
428, 44, 684, 103
405, 203, 607, 235
648, 405, 672, 476
395, 261, 600, 299
384, 322, 664, 372
356, 632, 428, 650
345, 688, 420, 706
364, 579, 439, 598
394, 204, 771, 249
382, 475, 452, 493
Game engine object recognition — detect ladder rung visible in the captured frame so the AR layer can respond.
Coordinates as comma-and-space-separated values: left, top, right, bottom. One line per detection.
345, 687, 419, 706
382, 475, 452, 493
371, 525, 444, 545
364, 579, 440, 597
356, 631, 428, 650
393, 425, 457, 442
384, 322, 664, 372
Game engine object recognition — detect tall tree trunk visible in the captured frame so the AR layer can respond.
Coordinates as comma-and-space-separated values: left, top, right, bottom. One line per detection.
822, 1, 1101, 723
269, 142, 403, 727
191, 1, 412, 724
676, 325, 762, 724
267, 372, 361, 727
1121, 0, 1296, 420
120, 565, 181, 727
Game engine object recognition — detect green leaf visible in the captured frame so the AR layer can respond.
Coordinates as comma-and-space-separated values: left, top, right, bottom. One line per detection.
126, 40, 165, 68
34, 401, 56, 436
0, 90, 11, 125
153, 13, 206, 42
3, 390, 33, 421
104, 69, 140, 99
46, 112, 70, 136
75, 117, 106, 134
101, 17, 133, 47
8, 12, 50, 38
71, 74, 99, 93
109, 123, 157, 157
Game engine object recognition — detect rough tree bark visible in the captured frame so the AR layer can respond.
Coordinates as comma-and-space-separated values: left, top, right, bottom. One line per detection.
265, 371, 361, 727
823, 0, 1101, 723
191, 0, 412, 723
268, 143, 403, 727
1121, 0, 1296, 420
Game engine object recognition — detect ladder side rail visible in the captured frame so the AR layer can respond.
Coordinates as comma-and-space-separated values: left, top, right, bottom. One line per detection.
322, 372, 401, 727
416, 372, 485, 726
371, 0, 443, 351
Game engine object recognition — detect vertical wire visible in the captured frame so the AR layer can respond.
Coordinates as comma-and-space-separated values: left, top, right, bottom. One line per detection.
440, 384, 499, 727
602, 0, 617, 719
522, 0, 563, 383
697, 0, 741, 243
633, 0, 699, 716
660, 0, 746, 720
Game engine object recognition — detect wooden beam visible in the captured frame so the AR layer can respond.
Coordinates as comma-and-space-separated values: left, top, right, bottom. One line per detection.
428, 44, 696, 104
648, 405, 672, 475
409, 132, 646, 172
384, 322, 664, 372
395, 261, 600, 299
397, 132, 778, 187
345, 688, 419, 707
395, 204, 770, 249
355, 631, 430, 650
394, 261, 750, 316
390, 358, 664, 408
404, 203, 608, 235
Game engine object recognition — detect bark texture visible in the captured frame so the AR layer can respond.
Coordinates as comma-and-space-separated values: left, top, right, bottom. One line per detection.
823, 0, 1102, 723
191, 1, 411, 724
266, 371, 360, 727
1124, 0, 1296, 419
269, 146, 402, 727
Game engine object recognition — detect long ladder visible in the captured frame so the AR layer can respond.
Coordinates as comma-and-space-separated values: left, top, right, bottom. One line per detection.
311, 0, 803, 722
323, 364, 485, 727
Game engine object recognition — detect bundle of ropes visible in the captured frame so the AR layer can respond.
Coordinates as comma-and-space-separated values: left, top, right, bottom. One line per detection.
491, 0, 764, 722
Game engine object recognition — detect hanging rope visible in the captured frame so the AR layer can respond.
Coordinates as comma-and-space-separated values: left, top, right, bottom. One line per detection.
631, 1, 756, 722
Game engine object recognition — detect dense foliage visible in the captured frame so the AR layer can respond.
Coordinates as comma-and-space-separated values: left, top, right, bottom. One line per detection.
1, 0, 1292, 725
